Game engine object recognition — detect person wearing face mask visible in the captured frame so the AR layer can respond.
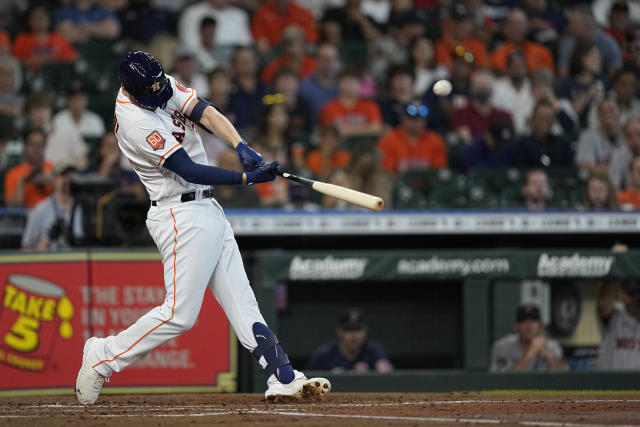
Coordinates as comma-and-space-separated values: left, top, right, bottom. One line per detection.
597, 276, 640, 371
452, 70, 512, 144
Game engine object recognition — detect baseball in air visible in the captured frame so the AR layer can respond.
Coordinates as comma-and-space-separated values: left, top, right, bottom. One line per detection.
433, 79, 452, 96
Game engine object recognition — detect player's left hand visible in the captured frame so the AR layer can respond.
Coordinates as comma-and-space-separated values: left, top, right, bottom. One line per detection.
236, 140, 264, 172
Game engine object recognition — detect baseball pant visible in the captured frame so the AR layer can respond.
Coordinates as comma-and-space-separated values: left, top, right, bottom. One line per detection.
87, 198, 266, 377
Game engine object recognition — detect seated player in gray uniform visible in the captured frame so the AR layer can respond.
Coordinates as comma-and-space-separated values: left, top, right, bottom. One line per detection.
597, 279, 640, 370
490, 304, 567, 373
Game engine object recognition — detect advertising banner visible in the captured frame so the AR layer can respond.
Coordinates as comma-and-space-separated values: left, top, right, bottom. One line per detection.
0, 253, 236, 392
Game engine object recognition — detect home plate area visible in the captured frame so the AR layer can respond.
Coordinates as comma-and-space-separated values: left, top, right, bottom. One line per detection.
1, 392, 640, 426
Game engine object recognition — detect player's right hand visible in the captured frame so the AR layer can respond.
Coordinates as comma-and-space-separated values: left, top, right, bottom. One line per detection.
236, 140, 264, 172
246, 161, 279, 184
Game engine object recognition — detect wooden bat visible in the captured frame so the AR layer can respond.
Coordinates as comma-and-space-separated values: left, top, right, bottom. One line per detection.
276, 171, 384, 211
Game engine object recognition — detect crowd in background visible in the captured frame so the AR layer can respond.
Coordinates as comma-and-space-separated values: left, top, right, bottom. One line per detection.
2, 0, 640, 218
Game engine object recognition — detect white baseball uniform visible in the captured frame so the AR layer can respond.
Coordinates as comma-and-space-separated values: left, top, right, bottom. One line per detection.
597, 305, 640, 371
86, 75, 266, 377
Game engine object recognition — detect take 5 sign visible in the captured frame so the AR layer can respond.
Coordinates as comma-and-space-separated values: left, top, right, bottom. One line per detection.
0, 253, 236, 392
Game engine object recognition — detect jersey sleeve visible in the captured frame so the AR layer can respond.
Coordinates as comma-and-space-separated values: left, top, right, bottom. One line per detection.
167, 75, 197, 114
125, 120, 183, 167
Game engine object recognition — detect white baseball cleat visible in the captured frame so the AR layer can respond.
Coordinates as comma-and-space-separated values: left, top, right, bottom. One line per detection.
75, 337, 107, 405
265, 370, 331, 403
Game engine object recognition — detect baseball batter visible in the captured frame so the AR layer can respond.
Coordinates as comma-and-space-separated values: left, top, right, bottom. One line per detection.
75, 51, 330, 404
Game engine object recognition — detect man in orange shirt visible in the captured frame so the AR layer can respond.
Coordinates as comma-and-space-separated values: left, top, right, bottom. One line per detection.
490, 9, 554, 74
252, 0, 317, 54
306, 125, 351, 180
261, 26, 316, 83
377, 100, 448, 176
11, 5, 76, 70
320, 69, 383, 137
4, 128, 54, 208
435, 3, 488, 70
617, 155, 640, 210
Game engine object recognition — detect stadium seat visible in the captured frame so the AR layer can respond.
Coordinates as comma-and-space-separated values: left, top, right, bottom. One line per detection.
500, 184, 524, 208
393, 168, 453, 208
428, 175, 469, 208
469, 167, 522, 195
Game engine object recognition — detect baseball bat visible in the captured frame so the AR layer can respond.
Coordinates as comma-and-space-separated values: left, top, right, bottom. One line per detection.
275, 171, 384, 211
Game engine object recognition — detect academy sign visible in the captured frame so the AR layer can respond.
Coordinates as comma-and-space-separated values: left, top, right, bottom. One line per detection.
289, 256, 368, 280
537, 253, 615, 277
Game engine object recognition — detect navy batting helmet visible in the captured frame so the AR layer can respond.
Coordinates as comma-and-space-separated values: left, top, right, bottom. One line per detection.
119, 51, 172, 109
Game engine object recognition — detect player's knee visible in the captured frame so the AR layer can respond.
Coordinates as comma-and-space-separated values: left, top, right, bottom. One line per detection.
172, 312, 198, 333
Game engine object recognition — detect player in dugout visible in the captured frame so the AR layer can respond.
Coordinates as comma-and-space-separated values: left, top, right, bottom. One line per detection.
490, 304, 567, 373
308, 308, 393, 373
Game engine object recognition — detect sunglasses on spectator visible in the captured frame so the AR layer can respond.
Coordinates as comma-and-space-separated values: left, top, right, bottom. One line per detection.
406, 104, 429, 117
454, 45, 475, 64
262, 93, 284, 105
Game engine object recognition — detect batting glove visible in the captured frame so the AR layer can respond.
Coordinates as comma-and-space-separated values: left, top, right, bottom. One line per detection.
236, 140, 264, 172
245, 161, 279, 185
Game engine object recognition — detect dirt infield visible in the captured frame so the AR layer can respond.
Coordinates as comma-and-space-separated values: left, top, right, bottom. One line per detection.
1, 392, 640, 426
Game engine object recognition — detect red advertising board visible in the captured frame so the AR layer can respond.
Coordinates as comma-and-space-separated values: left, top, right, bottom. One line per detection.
0, 252, 236, 392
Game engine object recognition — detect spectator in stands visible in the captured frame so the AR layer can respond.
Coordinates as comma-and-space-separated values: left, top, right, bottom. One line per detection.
588, 67, 640, 130
610, 117, 640, 191
627, 38, 640, 86
211, 148, 261, 208
84, 132, 143, 197
299, 43, 340, 121
435, 3, 488, 70
261, 25, 316, 84
322, 0, 380, 45
368, 9, 425, 83
521, 169, 551, 211
271, 68, 313, 138
52, 81, 105, 141
306, 124, 350, 180
297, 0, 343, 20
21, 162, 77, 251
4, 128, 53, 209
178, 0, 252, 67
514, 100, 573, 168
491, 51, 533, 136
581, 174, 618, 211
320, 68, 383, 138
252, 0, 317, 54
379, 65, 415, 129
192, 17, 222, 72
490, 304, 566, 372
490, 8, 554, 74
252, 103, 291, 207
0, 56, 24, 129
54, 0, 121, 44
576, 98, 623, 176
172, 46, 209, 98
200, 69, 234, 165
617, 155, 640, 210
522, 0, 563, 46
558, 5, 622, 78
117, 0, 172, 50
378, 100, 447, 177
460, 116, 515, 173
597, 277, 640, 370
0, 30, 9, 54
530, 69, 579, 136
308, 308, 393, 373
605, 1, 637, 61
593, 0, 640, 28
453, 70, 511, 144
558, 41, 607, 128
12, 5, 76, 69
410, 35, 448, 98
228, 46, 267, 133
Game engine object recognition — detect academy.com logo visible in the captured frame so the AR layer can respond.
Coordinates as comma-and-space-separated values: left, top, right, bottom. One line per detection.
397, 257, 510, 276
289, 256, 368, 280
537, 253, 615, 277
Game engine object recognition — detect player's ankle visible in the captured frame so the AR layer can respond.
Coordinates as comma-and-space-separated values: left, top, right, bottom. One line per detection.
276, 364, 294, 384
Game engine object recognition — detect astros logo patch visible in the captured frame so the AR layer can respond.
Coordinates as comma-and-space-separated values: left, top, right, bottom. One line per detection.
146, 130, 165, 150
150, 80, 161, 92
